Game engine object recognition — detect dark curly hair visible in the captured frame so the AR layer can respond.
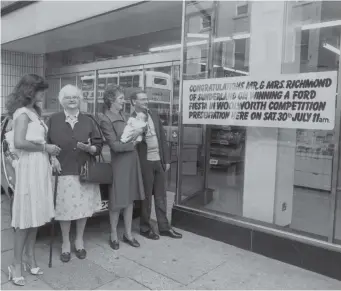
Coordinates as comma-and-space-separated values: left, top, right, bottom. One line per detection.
6, 74, 48, 117
103, 85, 124, 111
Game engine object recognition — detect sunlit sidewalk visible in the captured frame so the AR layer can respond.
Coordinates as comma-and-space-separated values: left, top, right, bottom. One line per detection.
1, 195, 341, 290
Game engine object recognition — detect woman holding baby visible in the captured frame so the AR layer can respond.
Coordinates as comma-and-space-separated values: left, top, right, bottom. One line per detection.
98, 85, 145, 250
6, 74, 61, 286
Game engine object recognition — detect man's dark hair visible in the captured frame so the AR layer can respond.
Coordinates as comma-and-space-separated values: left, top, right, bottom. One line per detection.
130, 90, 147, 106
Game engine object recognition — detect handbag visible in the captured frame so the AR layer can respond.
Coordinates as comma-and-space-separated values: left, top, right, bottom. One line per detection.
79, 114, 113, 185
79, 153, 113, 184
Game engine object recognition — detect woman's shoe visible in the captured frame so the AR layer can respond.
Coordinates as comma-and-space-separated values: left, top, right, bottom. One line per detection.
8, 265, 25, 286
75, 249, 86, 260
60, 252, 71, 263
123, 235, 140, 248
22, 262, 43, 275
109, 239, 119, 250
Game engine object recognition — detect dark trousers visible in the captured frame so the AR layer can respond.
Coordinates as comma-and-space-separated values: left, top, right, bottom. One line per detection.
140, 160, 170, 232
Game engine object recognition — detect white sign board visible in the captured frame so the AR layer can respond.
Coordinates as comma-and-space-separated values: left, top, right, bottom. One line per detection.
183, 71, 338, 130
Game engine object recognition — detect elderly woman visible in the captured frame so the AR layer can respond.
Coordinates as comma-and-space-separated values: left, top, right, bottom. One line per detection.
98, 85, 145, 250
47, 84, 102, 262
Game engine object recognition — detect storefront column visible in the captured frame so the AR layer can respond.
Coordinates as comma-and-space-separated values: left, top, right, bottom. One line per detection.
242, 1, 295, 225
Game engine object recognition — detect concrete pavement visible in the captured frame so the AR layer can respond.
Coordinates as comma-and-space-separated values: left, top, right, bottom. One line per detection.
1, 194, 341, 290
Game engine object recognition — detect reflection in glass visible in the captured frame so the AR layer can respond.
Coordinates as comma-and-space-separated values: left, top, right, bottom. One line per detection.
77, 73, 95, 114
280, 1, 341, 240
180, 1, 250, 216
45, 78, 60, 113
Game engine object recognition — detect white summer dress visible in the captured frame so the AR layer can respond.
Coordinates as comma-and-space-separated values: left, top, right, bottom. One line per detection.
11, 107, 55, 229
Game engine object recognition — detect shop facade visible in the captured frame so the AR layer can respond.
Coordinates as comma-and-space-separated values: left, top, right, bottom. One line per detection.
1, 0, 341, 280
172, 0, 341, 280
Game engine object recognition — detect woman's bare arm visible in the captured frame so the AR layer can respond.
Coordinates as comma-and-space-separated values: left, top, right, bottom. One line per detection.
13, 113, 46, 152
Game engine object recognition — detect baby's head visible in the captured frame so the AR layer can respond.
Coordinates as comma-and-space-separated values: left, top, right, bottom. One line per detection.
136, 112, 147, 122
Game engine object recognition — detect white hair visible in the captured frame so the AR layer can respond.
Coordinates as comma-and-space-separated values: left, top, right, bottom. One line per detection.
58, 84, 83, 104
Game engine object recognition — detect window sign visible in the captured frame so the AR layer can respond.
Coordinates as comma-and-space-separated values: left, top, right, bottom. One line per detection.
183, 71, 337, 130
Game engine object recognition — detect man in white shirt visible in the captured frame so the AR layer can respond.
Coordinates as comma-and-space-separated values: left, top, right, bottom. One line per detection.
130, 91, 182, 240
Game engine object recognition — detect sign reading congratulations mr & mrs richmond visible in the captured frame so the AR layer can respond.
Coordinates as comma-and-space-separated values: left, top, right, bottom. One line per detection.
182, 71, 337, 130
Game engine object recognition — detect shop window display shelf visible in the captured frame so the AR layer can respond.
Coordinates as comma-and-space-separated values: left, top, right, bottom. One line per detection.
209, 126, 245, 170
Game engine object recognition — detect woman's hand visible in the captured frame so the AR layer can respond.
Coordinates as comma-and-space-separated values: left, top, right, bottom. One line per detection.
45, 144, 61, 156
77, 141, 96, 154
51, 157, 62, 174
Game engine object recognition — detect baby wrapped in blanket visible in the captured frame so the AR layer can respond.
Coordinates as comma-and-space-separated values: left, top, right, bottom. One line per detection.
121, 112, 147, 143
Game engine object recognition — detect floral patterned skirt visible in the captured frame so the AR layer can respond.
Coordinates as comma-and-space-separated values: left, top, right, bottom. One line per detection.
53, 175, 101, 221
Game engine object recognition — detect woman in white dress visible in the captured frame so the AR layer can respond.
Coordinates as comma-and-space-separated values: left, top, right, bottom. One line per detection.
5, 74, 61, 286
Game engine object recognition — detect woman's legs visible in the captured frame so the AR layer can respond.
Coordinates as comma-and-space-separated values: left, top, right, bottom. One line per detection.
12, 228, 29, 277
75, 218, 87, 250
109, 210, 120, 242
123, 203, 134, 240
24, 227, 38, 267
59, 221, 71, 253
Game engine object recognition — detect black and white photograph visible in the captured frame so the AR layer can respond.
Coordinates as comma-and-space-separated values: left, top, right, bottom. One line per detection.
1, 0, 341, 289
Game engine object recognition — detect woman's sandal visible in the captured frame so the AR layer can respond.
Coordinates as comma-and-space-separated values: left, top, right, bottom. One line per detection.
22, 262, 44, 275
8, 265, 25, 286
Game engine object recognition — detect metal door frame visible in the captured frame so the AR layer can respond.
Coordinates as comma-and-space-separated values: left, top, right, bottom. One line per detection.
330, 31, 341, 243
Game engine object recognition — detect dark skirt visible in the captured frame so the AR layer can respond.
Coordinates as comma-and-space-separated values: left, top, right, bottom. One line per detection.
109, 149, 145, 211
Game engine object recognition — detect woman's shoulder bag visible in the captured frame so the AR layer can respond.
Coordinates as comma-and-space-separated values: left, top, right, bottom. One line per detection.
79, 113, 113, 185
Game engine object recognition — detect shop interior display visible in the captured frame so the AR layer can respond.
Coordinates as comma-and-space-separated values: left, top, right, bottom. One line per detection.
294, 129, 334, 191
209, 125, 245, 170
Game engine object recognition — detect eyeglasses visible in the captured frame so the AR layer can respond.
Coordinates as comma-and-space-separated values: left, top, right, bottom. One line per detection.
64, 96, 79, 100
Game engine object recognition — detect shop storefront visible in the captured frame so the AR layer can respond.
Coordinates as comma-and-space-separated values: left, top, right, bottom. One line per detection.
1, 0, 340, 280
171, 0, 341, 280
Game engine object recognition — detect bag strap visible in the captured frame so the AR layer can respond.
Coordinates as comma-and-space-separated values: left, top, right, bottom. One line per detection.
103, 113, 118, 137
84, 113, 106, 163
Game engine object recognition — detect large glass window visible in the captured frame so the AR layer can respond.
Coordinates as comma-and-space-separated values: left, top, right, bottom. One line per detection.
179, 1, 250, 215
45, 60, 180, 193
178, 0, 341, 243
279, 0, 341, 241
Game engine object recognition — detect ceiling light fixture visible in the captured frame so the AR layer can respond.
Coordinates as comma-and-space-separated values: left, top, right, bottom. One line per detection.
149, 32, 250, 52
223, 67, 249, 75
187, 33, 209, 38
323, 43, 340, 55
232, 33, 251, 40
213, 36, 232, 42
301, 20, 341, 30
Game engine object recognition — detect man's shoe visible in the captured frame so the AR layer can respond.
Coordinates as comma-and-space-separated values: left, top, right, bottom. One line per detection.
159, 229, 182, 239
140, 230, 160, 240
